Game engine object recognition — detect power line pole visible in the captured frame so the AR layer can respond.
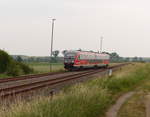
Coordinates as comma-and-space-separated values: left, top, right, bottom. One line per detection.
100, 36, 103, 53
50, 18, 56, 72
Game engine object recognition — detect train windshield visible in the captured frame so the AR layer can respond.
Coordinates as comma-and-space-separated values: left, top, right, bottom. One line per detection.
65, 53, 76, 59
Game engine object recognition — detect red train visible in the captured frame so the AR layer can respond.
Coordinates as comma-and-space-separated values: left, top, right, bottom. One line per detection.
64, 50, 110, 70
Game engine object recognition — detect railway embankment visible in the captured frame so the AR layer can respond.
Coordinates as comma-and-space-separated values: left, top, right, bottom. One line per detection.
0, 63, 150, 117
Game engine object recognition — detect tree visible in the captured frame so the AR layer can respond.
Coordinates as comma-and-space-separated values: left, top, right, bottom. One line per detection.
62, 50, 67, 56
124, 57, 130, 62
52, 50, 59, 58
109, 52, 120, 62
132, 56, 138, 62
0, 50, 11, 73
28, 57, 34, 62
51, 50, 60, 63
0, 50, 33, 76
16, 56, 23, 62
139, 57, 144, 62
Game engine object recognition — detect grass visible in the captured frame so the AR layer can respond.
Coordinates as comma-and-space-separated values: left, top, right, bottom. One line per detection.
0, 73, 10, 79
27, 62, 64, 73
0, 62, 65, 79
117, 64, 150, 117
118, 92, 146, 117
0, 63, 150, 117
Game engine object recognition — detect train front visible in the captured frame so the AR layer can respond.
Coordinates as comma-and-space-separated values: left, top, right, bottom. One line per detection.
64, 51, 77, 70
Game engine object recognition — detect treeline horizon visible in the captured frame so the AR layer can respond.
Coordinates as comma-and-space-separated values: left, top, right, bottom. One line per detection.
12, 52, 149, 63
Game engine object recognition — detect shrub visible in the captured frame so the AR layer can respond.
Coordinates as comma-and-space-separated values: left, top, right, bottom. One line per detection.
0, 50, 11, 73
7, 61, 23, 76
18, 62, 33, 74
0, 50, 33, 76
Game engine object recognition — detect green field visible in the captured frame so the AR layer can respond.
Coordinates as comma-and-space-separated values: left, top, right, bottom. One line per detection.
0, 62, 65, 79
27, 62, 65, 73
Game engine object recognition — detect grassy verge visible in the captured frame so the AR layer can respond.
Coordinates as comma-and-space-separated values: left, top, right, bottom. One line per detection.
117, 65, 150, 117
0, 63, 150, 117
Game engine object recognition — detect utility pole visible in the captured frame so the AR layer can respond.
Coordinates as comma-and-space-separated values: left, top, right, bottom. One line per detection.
100, 36, 103, 53
50, 18, 56, 72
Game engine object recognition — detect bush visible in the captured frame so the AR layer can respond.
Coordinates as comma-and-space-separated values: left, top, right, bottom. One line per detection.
0, 50, 11, 73
18, 62, 33, 74
7, 62, 33, 76
0, 50, 33, 76
7, 61, 23, 76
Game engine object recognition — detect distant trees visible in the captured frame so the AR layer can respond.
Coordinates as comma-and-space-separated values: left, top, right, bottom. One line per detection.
124, 57, 130, 62
52, 50, 59, 58
62, 50, 67, 56
10, 50, 146, 63
109, 52, 144, 62
132, 56, 138, 62
139, 57, 144, 62
109, 52, 120, 62
109, 52, 126, 62
16, 56, 23, 62
132, 57, 144, 62
51, 50, 60, 63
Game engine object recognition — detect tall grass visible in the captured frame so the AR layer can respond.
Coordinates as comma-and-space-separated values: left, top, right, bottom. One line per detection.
1, 63, 150, 117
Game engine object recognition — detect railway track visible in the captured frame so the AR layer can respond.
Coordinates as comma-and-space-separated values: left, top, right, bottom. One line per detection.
0, 71, 66, 83
0, 63, 129, 99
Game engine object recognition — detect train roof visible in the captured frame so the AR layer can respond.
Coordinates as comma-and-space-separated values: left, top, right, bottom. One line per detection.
65, 50, 109, 56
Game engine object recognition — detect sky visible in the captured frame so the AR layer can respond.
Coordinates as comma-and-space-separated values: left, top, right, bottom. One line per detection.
0, 0, 150, 57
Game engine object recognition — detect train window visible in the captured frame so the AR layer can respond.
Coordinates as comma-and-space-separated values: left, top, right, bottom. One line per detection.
66, 53, 75, 57
83, 55, 85, 59
80, 54, 87, 60
85, 55, 87, 59
80, 55, 83, 60
80, 55, 82, 59
91, 54, 94, 60
65, 53, 76, 58
86, 55, 89, 60
78, 55, 80, 60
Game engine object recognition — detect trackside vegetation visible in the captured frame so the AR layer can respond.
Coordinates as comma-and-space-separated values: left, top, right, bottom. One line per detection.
0, 50, 33, 77
0, 63, 150, 117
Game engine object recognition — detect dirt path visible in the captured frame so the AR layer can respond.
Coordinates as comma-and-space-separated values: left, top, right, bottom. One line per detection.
106, 92, 135, 117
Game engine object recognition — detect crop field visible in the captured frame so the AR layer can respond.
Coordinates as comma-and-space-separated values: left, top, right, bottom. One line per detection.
27, 62, 65, 73
1, 63, 150, 117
